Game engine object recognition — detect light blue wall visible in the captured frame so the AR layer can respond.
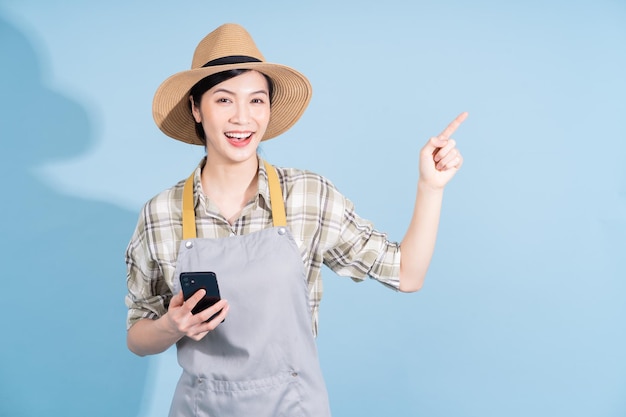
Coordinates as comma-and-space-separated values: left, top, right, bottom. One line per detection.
1, 1, 624, 416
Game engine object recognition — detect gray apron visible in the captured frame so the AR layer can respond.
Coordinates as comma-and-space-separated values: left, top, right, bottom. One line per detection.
168, 160, 331, 417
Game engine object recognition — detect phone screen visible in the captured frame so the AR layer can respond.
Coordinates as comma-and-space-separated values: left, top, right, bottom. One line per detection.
179, 271, 221, 315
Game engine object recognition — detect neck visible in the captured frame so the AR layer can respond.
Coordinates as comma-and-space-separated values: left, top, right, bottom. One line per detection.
200, 154, 259, 221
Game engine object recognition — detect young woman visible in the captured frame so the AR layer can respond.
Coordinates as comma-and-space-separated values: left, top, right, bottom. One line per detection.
125, 23, 466, 417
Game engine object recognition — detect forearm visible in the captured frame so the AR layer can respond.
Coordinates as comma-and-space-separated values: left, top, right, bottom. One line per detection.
398, 180, 445, 292
127, 316, 183, 357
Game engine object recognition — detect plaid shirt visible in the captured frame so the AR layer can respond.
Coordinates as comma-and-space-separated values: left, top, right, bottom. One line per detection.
125, 157, 400, 336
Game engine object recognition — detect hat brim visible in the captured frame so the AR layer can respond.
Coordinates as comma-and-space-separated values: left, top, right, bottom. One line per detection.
152, 62, 312, 145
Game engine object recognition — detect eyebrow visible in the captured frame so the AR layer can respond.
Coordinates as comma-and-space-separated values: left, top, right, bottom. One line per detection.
212, 88, 269, 96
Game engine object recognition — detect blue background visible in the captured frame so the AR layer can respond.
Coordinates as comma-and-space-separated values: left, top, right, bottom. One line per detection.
1, 1, 624, 416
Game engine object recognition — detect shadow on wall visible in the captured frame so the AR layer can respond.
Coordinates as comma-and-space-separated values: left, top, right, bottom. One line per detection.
0, 13, 148, 417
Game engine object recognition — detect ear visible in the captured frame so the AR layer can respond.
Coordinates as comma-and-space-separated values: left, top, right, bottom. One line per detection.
190, 96, 202, 123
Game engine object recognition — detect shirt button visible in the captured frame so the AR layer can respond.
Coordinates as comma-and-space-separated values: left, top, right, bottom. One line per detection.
229, 232, 235, 237
278, 227, 287, 235
291, 372, 298, 377
185, 241, 193, 249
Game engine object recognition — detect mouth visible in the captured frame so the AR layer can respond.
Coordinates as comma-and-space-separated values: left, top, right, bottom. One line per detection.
225, 131, 254, 147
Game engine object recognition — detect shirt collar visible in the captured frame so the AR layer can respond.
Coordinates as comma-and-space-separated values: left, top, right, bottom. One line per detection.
256, 156, 271, 209
191, 155, 272, 211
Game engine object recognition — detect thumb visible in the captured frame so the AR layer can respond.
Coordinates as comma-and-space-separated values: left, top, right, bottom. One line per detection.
169, 291, 185, 309
422, 136, 447, 154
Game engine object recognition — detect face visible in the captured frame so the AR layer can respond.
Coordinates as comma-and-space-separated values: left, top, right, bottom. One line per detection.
190, 70, 271, 166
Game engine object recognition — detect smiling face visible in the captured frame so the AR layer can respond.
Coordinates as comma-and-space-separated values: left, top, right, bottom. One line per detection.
190, 70, 271, 166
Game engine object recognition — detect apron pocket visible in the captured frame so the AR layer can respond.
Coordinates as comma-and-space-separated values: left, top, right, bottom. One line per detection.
194, 370, 304, 417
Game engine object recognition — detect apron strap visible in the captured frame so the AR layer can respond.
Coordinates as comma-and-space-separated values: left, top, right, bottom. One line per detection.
182, 172, 197, 239
263, 160, 287, 228
182, 160, 287, 240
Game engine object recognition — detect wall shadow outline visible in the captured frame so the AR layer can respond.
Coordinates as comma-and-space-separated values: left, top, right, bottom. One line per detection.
0, 12, 148, 417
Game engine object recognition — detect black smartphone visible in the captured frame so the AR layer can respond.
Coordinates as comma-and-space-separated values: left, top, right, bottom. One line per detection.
179, 271, 222, 319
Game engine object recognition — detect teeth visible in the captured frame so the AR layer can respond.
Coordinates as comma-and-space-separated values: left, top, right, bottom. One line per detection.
225, 132, 252, 139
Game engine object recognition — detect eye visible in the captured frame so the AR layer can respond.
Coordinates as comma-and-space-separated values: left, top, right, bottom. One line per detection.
251, 97, 266, 104
216, 97, 231, 104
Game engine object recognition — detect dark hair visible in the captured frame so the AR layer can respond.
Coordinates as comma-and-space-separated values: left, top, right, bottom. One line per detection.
189, 69, 274, 145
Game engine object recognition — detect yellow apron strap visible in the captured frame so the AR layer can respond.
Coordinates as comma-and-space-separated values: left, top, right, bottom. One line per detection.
181, 160, 287, 239
263, 160, 287, 227
182, 173, 197, 240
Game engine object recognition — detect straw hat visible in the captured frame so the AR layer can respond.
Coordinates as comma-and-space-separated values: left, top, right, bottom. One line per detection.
152, 23, 312, 145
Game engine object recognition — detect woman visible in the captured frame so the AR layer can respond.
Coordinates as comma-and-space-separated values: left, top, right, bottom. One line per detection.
125, 23, 466, 416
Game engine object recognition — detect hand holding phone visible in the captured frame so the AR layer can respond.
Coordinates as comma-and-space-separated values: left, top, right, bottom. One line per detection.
179, 271, 223, 321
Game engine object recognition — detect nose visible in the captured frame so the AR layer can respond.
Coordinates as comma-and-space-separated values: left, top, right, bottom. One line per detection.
230, 101, 250, 125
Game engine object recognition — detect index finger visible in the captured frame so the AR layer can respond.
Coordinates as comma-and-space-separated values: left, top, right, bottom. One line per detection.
185, 289, 206, 311
439, 111, 469, 139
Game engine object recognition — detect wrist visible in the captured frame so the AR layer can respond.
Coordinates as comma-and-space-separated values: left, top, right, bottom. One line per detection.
417, 178, 446, 194
156, 313, 185, 340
